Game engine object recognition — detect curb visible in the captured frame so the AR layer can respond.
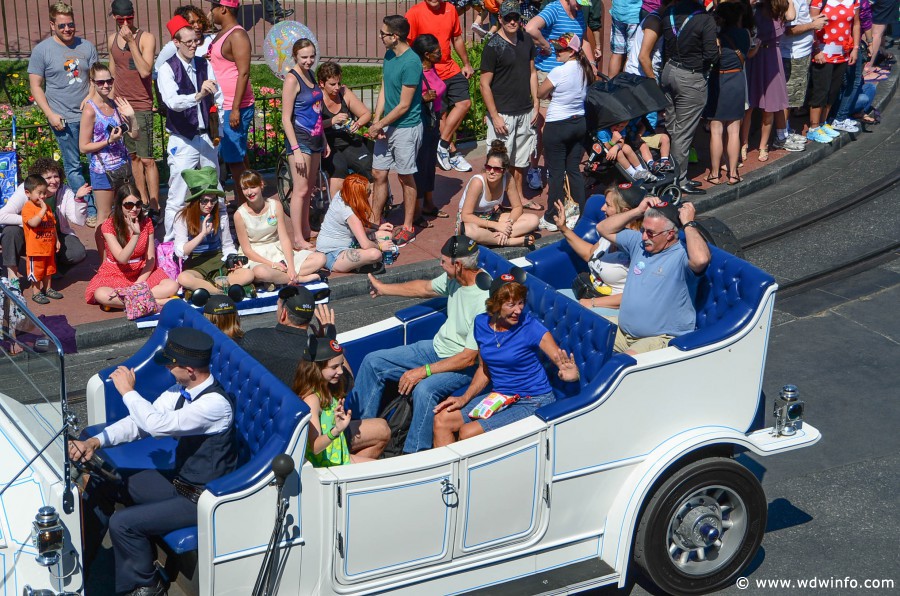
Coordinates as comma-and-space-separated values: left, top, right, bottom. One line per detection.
74, 57, 899, 352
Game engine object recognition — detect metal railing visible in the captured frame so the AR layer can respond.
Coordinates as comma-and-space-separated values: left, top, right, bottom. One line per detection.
0, 81, 382, 176
1, 0, 418, 62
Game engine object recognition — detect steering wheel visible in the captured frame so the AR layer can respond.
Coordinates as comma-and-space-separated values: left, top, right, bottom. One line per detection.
69, 445, 122, 485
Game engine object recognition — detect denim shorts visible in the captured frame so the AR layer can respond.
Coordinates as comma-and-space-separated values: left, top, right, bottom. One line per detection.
611, 18, 639, 55
323, 248, 344, 269
89, 170, 112, 191
220, 106, 255, 163
461, 391, 555, 432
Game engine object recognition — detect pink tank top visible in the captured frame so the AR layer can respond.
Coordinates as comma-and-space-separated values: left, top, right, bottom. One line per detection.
208, 25, 254, 110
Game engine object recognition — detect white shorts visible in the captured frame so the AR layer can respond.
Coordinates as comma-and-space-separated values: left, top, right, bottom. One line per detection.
486, 112, 537, 168
372, 124, 423, 175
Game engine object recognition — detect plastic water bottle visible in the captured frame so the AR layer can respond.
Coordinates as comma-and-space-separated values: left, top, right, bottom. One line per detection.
382, 245, 400, 266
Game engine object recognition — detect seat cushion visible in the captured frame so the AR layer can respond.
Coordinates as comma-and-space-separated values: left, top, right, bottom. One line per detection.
162, 526, 198, 554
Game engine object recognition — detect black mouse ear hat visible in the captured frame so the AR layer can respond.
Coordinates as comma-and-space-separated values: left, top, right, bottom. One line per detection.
479, 266, 528, 297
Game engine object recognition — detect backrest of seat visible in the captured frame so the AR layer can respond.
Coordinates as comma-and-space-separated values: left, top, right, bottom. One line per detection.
670, 245, 775, 351
478, 247, 616, 398
100, 301, 306, 493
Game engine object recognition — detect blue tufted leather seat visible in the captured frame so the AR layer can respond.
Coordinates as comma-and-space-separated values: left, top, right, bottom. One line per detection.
82, 300, 307, 554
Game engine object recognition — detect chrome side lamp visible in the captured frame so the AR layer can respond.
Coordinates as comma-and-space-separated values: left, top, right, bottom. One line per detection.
773, 384, 804, 437
31, 506, 64, 566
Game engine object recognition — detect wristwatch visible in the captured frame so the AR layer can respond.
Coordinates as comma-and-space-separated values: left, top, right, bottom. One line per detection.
684, 221, 699, 230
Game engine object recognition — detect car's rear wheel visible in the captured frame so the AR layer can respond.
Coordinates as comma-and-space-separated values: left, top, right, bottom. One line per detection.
633, 457, 766, 594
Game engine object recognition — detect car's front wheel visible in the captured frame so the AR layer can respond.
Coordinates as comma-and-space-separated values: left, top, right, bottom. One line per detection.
633, 457, 766, 594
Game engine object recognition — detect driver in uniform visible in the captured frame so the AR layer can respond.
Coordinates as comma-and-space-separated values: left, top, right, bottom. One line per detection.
68, 328, 238, 596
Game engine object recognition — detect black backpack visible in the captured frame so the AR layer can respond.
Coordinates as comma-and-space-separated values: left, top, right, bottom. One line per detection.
378, 392, 413, 459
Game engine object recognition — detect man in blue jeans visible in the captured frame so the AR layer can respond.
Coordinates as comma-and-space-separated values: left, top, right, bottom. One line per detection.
348, 234, 488, 453
28, 2, 97, 222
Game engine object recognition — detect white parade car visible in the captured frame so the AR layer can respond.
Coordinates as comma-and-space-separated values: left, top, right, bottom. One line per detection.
0, 198, 820, 595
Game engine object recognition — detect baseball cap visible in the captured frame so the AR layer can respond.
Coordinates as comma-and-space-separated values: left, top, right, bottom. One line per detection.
207, 0, 241, 8
499, 1, 521, 18
440, 234, 478, 259
110, 0, 134, 16
280, 285, 315, 321
550, 32, 581, 54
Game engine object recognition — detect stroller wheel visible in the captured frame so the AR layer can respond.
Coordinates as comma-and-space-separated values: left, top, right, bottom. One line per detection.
658, 185, 682, 204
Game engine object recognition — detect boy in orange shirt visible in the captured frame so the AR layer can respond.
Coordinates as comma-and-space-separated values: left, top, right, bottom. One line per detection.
21, 175, 64, 304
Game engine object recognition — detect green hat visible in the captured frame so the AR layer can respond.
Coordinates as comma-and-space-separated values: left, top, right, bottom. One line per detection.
182, 167, 226, 202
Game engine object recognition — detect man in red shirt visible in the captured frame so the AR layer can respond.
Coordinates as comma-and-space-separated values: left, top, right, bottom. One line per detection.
406, 0, 476, 172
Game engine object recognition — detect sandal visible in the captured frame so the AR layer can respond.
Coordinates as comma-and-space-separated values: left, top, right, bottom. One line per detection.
758, 147, 769, 162
740, 144, 749, 162
32, 292, 50, 305
45, 288, 64, 300
422, 207, 449, 218
521, 200, 544, 212
523, 234, 536, 250
705, 174, 723, 185
414, 216, 434, 229
315, 268, 331, 282
727, 173, 742, 186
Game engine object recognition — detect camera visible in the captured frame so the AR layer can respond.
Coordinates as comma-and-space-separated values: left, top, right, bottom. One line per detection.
106, 121, 130, 136
225, 254, 249, 270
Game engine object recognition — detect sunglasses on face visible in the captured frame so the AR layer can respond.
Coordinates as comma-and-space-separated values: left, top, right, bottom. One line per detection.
56, 22, 76, 30
502, 14, 521, 23
640, 227, 672, 239
199, 198, 216, 205
114, 15, 135, 22
122, 201, 141, 210
379, 31, 395, 39
93, 78, 114, 86
484, 164, 505, 174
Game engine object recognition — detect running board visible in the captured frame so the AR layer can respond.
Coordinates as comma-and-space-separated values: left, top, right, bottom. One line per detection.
460, 558, 616, 595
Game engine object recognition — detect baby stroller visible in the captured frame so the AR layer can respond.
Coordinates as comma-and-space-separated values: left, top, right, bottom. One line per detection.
583, 73, 681, 203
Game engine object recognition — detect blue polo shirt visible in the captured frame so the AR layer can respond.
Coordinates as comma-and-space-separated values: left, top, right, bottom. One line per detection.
474, 312, 553, 396
616, 229, 698, 338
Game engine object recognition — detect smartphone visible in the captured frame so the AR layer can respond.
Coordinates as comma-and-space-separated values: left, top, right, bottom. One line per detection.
106, 121, 130, 136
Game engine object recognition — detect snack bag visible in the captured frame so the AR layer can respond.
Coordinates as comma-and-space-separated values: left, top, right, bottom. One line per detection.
469, 392, 520, 420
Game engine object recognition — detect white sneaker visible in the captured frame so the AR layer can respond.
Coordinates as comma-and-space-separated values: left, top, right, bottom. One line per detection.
471, 23, 487, 38
538, 216, 558, 232
831, 118, 860, 133
773, 136, 805, 152
436, 144, 451, 171
449, 152, 473, 172
788, 133, 808, 144
527, 166, 543, 190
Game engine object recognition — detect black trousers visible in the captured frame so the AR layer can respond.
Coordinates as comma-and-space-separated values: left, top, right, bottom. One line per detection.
0, 225, 86, 269
543, 115, 587, 221
83, 469, 197, 593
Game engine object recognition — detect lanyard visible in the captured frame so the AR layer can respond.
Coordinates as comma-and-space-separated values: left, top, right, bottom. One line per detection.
669, 9, 704, 38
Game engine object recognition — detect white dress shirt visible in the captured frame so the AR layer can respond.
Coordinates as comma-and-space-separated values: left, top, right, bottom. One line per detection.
156, 51, 222, 129
94, 374, 233, 448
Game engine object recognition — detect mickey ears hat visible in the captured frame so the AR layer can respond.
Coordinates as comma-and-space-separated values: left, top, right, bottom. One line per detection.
440, 234, 478, 259
166, 15, 192, 39
304, 336, 344, 362
182, 167, 226, 202
476, 266, 528, 297
280, 285, 315, 320
153, 327, 213, 368
203, 294, 237, 316
653, 199, 684, 229
615, 182, 647, 209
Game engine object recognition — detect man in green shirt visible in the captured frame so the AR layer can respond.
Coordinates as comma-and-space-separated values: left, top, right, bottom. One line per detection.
348, 234, 488, 453
369, 15, 424, 248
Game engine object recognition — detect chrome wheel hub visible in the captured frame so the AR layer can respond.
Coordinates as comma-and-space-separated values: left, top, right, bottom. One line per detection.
666, 485, 747, 575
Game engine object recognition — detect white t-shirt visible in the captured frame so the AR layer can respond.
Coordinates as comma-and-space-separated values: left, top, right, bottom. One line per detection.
546, 60, 588, 122
315, 192, 356, 253
625, 18, 663, 79
588, 237, 630, 294
783, 0, 815, 59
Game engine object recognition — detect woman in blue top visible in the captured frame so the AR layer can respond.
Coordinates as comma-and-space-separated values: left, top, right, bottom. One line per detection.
282, 38, 328, 252
433, 275, 579, 446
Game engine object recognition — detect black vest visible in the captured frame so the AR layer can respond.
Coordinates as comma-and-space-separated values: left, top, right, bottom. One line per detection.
164, 53, 213, 138
174, 379, 239, 487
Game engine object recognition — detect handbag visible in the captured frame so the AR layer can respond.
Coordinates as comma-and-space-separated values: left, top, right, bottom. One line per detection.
469, 392, 520, 420
155, 240, 182, 281
562, 175, 580, 224
115, 281, 160, 320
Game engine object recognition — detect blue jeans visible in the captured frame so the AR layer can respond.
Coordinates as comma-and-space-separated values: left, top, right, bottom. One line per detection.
347, 339, 475, 453
53, 121, 94, 216
833, 43, 865, 121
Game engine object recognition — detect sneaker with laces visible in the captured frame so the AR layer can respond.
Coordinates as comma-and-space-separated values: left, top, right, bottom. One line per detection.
527, 166, 543, 190
436, 145, 452, 171
392, 227, 416, 247
806, 127, 833, 143
538, 216, 558, 232
773, 136, 805, 152
449, 152, 473, 172
831, 118, 860, 133
820, 123, 841, 138
471, 23, 488, 38
788, 133, 808, 144
657, 159, 674, 173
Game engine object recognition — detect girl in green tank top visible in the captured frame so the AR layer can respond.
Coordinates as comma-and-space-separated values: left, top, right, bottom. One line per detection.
292, 336, 392, 466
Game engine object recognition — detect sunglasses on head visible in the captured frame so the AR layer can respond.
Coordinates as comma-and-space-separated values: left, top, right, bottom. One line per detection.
122, 201, 141, 210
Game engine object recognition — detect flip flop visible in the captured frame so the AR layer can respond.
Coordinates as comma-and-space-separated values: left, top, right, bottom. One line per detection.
422, 207, 449, 218
522, 200, 545, 211
864, 71, 888, 82
414, 217, 434, 229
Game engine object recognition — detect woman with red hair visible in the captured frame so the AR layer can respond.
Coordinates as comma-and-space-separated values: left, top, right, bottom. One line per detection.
315, 174, 396, 273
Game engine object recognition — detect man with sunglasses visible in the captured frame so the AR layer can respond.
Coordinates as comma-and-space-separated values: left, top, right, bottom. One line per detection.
242, 286, 339, 389
157, 15, 222, 241
347, 234, 488, 454
107, 0, 160, 222
597, 188, 710, 355
480, 1, 539, 205
28, 2, 98, 220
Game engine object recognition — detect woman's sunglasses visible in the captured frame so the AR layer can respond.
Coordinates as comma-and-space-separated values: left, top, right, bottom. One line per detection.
93, 78, 115, 87
199, 198, 216, 205
122, 201, 141, 210
484, 164, 505, 174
